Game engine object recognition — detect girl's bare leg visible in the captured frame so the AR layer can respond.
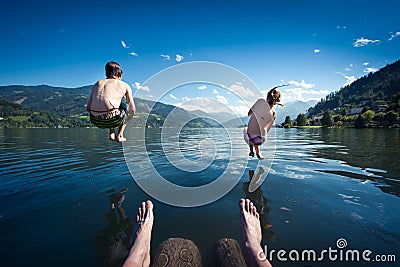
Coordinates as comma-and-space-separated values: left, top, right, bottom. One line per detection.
254, 146, 264, 160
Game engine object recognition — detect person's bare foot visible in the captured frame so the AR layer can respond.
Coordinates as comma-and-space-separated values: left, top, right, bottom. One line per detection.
117, 135, 127, 142
109, 129, 116, 141
239, 198, 272, 267
256, 153, 265, 160
123, 200, 154, 267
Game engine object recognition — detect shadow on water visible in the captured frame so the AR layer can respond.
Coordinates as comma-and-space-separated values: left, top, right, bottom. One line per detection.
96, 188, 132, 267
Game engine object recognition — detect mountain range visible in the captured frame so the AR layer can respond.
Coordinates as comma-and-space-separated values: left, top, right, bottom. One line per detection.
0, 85, 211, 128
0, 84, 317, 128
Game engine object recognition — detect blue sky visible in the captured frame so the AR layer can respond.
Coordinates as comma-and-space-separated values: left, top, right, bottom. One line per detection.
1, 0, 399, 110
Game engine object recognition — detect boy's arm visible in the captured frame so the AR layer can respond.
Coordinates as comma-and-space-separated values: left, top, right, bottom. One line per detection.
125, 83, 136, 118
86, 89, 93, 112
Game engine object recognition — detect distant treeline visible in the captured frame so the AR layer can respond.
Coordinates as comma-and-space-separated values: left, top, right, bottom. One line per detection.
285, 59, 400, 128
0, 98, 91, 128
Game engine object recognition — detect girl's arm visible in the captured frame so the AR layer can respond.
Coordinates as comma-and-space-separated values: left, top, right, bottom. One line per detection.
265, 111, 276, 133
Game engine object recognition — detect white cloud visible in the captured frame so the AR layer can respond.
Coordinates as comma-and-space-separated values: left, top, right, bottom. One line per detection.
224, 84, 255, 98
314, 49, 320, 54
388, 32, 400, 41
161, 54, 171, 60
344, 75, 357, 86
362, 62, 369, 66
133, 82, 150, 92
182, 96, 192, 102
288, 80, 315, 89
178, 98, 236, 114
227, 105, 249, 116
141, 86, 150, 92
169, 93, 178, 100
353, 37, 380, 47
280, 88, 329, 103
216, 95, 228, 105
345, 67, 351, 71
336, 25, 347, 29
197, 85, 207, 90
121, 40, 129, 48
129, 52, 138, 56
175, 54, 184, 62
364, 67, 378, 73
212, 89, 219, 95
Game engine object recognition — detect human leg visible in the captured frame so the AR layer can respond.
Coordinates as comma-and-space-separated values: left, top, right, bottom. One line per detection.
239, 198, 272, 267
123, 201, 154, 267
249, 145, 255, 157
254, 146, 264, 160
117, 124, 127, 142
109, 128, 116, 141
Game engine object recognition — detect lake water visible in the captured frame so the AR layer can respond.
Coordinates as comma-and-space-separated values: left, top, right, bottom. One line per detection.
0, 127, 399, 266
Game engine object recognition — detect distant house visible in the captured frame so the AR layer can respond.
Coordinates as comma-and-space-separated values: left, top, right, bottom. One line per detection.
377, 104, 388, 112
312, 114, 324, 125
346, 107, 363, 116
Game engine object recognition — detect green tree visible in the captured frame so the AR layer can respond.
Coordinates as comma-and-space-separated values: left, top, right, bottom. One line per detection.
283, 116, 292, 126
321, 110, 334, 126
362, 110, 375, 125
296, 113, 309, 126
384, 110, 399, 125
373, 112, 386, 126
354, 114, 368, 128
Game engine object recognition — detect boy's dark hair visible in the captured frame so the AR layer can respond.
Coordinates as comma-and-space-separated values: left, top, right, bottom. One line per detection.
105, 61, 123, 78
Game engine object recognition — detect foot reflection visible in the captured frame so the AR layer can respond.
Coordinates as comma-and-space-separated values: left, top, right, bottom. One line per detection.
243, 168, 276, 241
96, 188, 133, 267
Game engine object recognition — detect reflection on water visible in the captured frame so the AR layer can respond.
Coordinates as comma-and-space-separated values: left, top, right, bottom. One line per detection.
96, 188, 132, 267
0, 127, 399, 267
244, 168, 276, 241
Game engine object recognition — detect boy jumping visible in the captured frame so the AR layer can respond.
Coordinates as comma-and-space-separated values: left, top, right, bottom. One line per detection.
87, 61, 136, 142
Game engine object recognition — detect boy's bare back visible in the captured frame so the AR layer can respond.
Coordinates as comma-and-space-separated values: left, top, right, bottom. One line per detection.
89, 79, 134, 116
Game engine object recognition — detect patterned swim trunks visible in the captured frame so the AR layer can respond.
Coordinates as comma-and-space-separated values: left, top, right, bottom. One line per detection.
246, 132, 266, 146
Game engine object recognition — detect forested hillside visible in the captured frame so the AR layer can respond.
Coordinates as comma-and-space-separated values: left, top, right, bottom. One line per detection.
0, 85, 211, 128
308, 60, 400, 117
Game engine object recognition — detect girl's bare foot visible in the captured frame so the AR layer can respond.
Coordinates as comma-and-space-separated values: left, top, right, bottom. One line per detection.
239, 198, 272, 267
256, 153, 265, 160
123, 201, 154, 267
254, 146, 264, 160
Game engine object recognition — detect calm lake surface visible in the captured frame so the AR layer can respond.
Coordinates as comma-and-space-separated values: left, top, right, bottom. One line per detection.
0, 127, 399, 266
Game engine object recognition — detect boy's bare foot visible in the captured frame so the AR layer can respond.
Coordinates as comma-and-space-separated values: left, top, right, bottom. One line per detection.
123, 200, 154, 267
117, 136, 127, 142
109, 129, 116, 141
249, 151, 255, 157
239, 198, 272, 267
256, 153, 265, 160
